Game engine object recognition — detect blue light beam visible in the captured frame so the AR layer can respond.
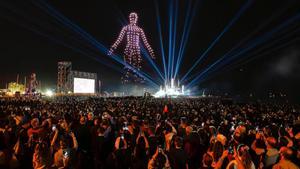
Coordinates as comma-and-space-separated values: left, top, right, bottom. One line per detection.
170, 0, 179, 79
155, 1, 168, 81
174, 0, 200, 79
181, 0, 253, 83
186, 13, 300, 88
167, 0, 174, 82
182, 4, 290, 83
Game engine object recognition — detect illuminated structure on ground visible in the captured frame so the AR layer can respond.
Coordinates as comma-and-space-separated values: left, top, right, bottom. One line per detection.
28, 73, 38, 94
8, 82, 25, 94
57, 62, 99, 94
154, 78, 188, 98
108, 12, 155, 83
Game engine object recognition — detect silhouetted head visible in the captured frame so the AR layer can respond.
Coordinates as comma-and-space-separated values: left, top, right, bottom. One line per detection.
129, 12, 138, 25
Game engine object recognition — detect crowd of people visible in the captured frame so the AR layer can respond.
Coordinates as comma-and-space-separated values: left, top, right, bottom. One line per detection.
0, 96, 299, 169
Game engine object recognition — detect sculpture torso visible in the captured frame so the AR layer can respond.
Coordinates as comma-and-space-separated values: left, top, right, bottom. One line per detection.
124, 24, 141, 56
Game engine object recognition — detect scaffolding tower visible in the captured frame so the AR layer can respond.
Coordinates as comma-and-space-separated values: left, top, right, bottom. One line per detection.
57, 61, 72, 93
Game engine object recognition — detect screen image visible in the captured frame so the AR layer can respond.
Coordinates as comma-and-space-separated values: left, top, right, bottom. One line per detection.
73, 78, 95, 93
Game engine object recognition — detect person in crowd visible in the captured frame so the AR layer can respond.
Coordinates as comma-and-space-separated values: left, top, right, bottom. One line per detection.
148, 146, 171, 169
94, 126, 106, 169
184, 126, 201, 169
226, 144, 255, 169
27, 118, 43, 139
251, 131, 267, 167
106, 132, 131, 169
132, 131, 150, 169
32, 143, 51, 169
273, 147, 299, 169
164, 120, 177, 152
202, 153, 214, 169
168, 136, 189, 169
207, 140, 227, 168
51, 128, 78, 169
264, 137, 280, 168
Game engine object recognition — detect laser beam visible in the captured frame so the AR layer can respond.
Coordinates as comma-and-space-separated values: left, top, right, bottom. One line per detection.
181, 0, 253, 83
155, 1, 168, 81
174, 0, 200, 79
186, 13, 300, 88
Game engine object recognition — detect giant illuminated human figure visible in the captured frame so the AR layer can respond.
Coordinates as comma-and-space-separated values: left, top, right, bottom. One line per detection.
108, 12, 155, 83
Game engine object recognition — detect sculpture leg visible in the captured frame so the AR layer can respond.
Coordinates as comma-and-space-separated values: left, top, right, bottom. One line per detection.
121, 67, 130, 84
132, 54, 144, 83
122, 54, 133, 84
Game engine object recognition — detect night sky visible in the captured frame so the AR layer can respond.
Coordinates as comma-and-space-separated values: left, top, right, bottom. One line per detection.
0, 0, 299, 100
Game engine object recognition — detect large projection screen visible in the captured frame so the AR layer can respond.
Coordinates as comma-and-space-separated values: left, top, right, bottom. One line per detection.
73, 78, 95, 93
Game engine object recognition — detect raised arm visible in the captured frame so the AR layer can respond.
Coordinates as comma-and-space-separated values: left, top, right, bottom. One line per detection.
108, 27, 126, 55
136, 132, 150, 149
166, 121, 177, 135
215, 150, 228, 169
140, 28, 155, 59
70, 132, 78, 150
51, 129, 59, 147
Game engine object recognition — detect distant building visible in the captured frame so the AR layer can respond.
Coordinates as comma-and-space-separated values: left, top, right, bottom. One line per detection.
8, 82, 25, 94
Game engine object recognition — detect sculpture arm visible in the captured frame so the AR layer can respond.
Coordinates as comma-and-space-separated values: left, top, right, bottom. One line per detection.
108, 27, 126, 55
140, 29, 155, 59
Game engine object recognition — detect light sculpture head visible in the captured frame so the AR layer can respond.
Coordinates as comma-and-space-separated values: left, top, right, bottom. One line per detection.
129, 12, 138, 25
